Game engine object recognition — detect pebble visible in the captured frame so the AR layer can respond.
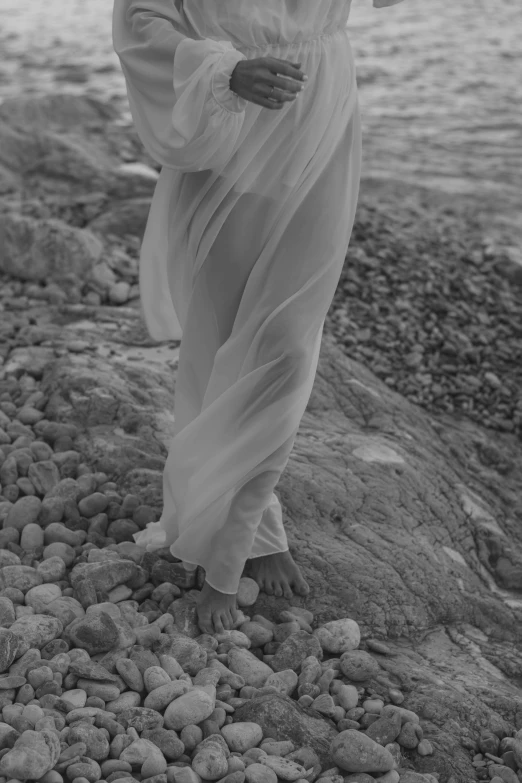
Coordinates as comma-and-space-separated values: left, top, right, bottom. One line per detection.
164, 688, 216, 731
221, 723, 264, 753
314, 619, 361, 654
330, 731, 395, 773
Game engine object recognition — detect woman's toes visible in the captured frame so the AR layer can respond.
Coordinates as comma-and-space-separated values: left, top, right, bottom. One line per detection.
212, 611, 225, 635
274, 583, 283, 598
296, 578, 310, 596
197, 610, 213, 635
282, 582, 293, 600
264, 581, 274, 596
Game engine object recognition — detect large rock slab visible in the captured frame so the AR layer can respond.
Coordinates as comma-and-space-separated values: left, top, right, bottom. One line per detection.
233, 693, 338, 767
0, 213, 103, 282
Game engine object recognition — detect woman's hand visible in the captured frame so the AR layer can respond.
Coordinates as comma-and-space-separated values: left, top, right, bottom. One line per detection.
229, 57, 308, 110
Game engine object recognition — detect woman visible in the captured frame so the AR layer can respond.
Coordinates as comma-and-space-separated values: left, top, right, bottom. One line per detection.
112, 0, 404, 636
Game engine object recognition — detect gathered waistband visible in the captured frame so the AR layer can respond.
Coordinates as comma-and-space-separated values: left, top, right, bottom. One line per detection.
237, 25, 348, 53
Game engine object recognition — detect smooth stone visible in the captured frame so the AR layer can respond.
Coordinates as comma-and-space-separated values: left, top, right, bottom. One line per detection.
69, 659, 119, 683
365, 713, 402, 746
144, 680, 191, 711
0, 598, 16, 628
19, 523, 45, 550
330, 730, 395, 773
24, 583, 62, 611
44, 523, 83, 547
270, 633, 323, 673
76, 679, 120, 702
37, 556, 68, 583
0, 566, 42, 593
313, 619, 360, 654
118, 706, 164, 732
63, 689, 88, 708
245, 764, 278, 783
105, 691, 142, 713
9, 614, 63, 655
43, 542, 76, 566
116, 659, 144, 692
68, 724, 111, 761
0, 729, 60, 779
239, 623, 273, 648
264, 671, 298, 698
221, 723, 263, 753
4, 496, 42, 531
164, 688, 215, 731
236, 579, 260, 608
144, 666, 172, 693
339, 652, 381, 682
227, 649, 273, 689
120, 738, 166, 768
141, 728, 185, 761
44, 597, 85, 626
192, 746, 228, 781
66, 613, 119, 655
259, 757, 307, 782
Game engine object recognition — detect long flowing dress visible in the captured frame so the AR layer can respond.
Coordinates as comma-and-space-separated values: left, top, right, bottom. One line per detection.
112, 0, 404, 595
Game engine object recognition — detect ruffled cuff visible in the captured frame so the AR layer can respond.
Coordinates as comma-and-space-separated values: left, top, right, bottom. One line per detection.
211, 47, 248, 114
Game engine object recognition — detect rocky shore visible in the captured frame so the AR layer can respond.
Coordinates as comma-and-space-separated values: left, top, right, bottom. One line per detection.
1, 93, 522, 783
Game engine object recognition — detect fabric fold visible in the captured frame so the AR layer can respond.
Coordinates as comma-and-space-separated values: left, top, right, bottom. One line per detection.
112, 0, 247, 172
114, 0, 401, 594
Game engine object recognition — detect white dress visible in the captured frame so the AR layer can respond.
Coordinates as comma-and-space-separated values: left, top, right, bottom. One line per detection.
112, 0, 404, 594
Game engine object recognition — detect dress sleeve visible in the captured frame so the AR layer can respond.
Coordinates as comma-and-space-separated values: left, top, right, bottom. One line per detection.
373, 0, 405, 7
112, 0, 248, 172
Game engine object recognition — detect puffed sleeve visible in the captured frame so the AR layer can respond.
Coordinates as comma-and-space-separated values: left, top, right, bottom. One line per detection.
112, 0, 248, 172
373, 0, 404, 6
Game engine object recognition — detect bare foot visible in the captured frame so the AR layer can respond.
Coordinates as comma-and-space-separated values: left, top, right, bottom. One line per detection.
248, 550, 310, 599
197, 581, 239, 635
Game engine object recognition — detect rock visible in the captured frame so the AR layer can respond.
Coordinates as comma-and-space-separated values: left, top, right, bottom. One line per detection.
69, 659, 119, 682
237, 578, 260, 608
141, 728, 185, 761
0, 564, 42, 593
0, 213, 103, 282
192, 742, 228, 781
240, 622, 274, 648
120, 738, 165, 768
37, 556, 68, 583
260, 757, 307, 782
9, 614, 63, 655
44, 596, 85, 625
245, 764, 278, 783
119, 707, 164, 732
27, 461, 61, 495
270, 632, 323, 673
227, 648, 273, 688
25, 583, 61, 610
4, 495, 42, 530
365, 713, 402, 746
313, 619, 360, 654
0, 729, 60, 779
164, 687, 216, 731
68, 724, 110, 761
339, 651, 381, 682
234, 694, 337, 767
71, 560, 140, 594
0, 628, 19, 673
330, 730, 395, 773
263, 670, 298, 698
221, 723, 264, 753
65, 612, 119, 654
144, 680, 191, 712
155, 635, 207, 676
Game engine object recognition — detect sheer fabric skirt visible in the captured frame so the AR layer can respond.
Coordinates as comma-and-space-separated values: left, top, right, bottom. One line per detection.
134, 28, 363, 593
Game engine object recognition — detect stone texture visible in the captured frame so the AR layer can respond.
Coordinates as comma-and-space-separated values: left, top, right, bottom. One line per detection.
1, 93, 522, 783
234, 694, 338, 767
